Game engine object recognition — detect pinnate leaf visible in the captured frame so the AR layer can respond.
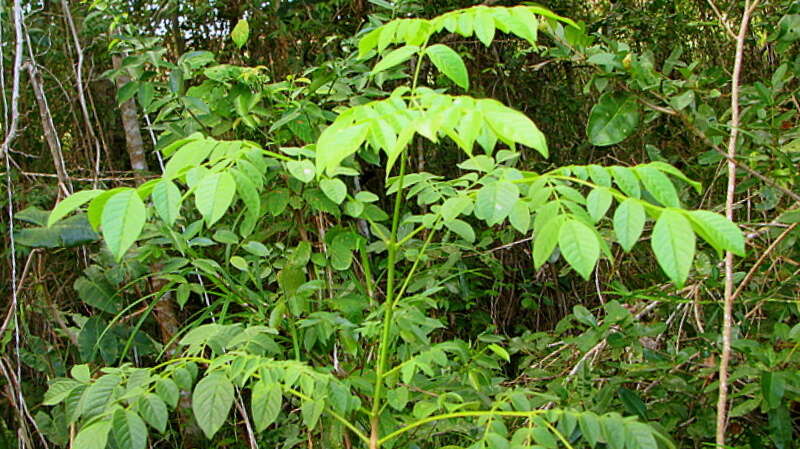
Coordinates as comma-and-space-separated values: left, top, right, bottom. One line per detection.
252, 381, 282, 432
111, 408, 148, 449
101, 189, 146, 261
194, 172, 237, 226
48, 190, 105, 227
192, 372, 234, 439
651, 209, 695, 287
152, 180, 182, 226
74, 420, 111, 449
558, 218, 600, 280
613, 199, 646, 252
426, 44, 469, 90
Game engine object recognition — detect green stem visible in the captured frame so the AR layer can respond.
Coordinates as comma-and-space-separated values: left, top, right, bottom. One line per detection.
371, 151, 408, 421
151, 356, 212, 371
285, 388, 370, 445
358, 238, 375, 305
289, 320, 302, 361
378, 410, 548, 445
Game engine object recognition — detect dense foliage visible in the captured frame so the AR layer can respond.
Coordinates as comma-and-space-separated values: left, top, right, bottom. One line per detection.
1, 1, 799, 449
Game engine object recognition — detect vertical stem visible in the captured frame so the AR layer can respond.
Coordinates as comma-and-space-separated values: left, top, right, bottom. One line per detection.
369, 151, 407, 448
717, 1, 758, 446
0, 0, 24, 160
61, 0, 105, 188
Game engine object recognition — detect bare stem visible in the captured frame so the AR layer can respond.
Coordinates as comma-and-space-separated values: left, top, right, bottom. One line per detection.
717, 1, 759, 445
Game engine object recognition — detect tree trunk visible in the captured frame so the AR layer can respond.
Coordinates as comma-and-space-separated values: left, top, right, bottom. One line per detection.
111, 54, 148, 172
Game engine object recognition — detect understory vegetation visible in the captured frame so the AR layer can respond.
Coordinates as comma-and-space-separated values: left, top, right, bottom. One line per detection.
1, 1, 799, 448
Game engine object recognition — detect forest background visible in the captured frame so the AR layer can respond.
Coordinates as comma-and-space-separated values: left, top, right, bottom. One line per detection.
1, 0, 800, 448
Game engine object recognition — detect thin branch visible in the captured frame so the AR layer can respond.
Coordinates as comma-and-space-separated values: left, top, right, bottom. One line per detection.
707, 0, 738, 40
637, 96, 800, 204
739, 223, 799, 319
0, 0, 25, 159
717, 1, 759, 445
60, 0, 106, 187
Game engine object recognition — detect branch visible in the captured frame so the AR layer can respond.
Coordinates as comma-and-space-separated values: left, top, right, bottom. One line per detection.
0, 0, 25, 159
636, 96, 800, 205
717, 1, 759, 445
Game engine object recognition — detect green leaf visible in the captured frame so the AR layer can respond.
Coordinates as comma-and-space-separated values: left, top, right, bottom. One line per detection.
168, 68, 184, 95
194, 172, 237, 226
651, 209, 695, 287
301, 399, 324, 429
71, 364, 91, 382
164, 139, 214, 179
372, 45, 419, 74
587, 92, 640, 146
685, 210, 745, 257
444, 219, 475, 242
506, 6, 538, 44
81, 374, 121, 418
101, 189, 146, 261
558, 218, 600, 280
74, 420, 111, 449
138, 82, 155, 110
43, 379, 82, 405
776, 14, 800, 42
152, 180, 182, 226
117, 81, 139, 105
192, 372, 235, 439
509, 201, 531, 233
474, 181, 519, 225
155, 378, 179, 409
762, 371, 785, 410
635, 166, 680, 208
532, 425, 557, 449
729, 398, 760, 417
425, 44, 469, 90
316, 123, 369, 177
137, 394, 168, 433
287, 160, 315, 183
573, 305, 597, 327
601, 414, 626, 449
230, 169, 260, 236
613, 199, 646, 252
487, 343, 510, 362
48, 190, 105, 227
387, 386, 409, 411
252, 380, 282, 432
439, 196, 472, 221
533, 214, 563, 269
486, 433, 511, 449
230, 256, 248, 271
111, 409, 148, 449
610, 166, 641, 198
231, 19, 249, 48
578, 412, 601, 447
625, 423, 658, 449
480, 100, 548, 157
586, 188, 612, 223
320, 178, 347, 204
87, 189, 122, 231
474, 9, 496, 46
619, 387, 648, 420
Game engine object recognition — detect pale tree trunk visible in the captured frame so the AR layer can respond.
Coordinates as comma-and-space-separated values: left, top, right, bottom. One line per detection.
111, 54, 148, 172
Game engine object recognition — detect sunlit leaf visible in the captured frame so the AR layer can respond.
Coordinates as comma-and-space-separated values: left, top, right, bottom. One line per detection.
101, 189, 146, 261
